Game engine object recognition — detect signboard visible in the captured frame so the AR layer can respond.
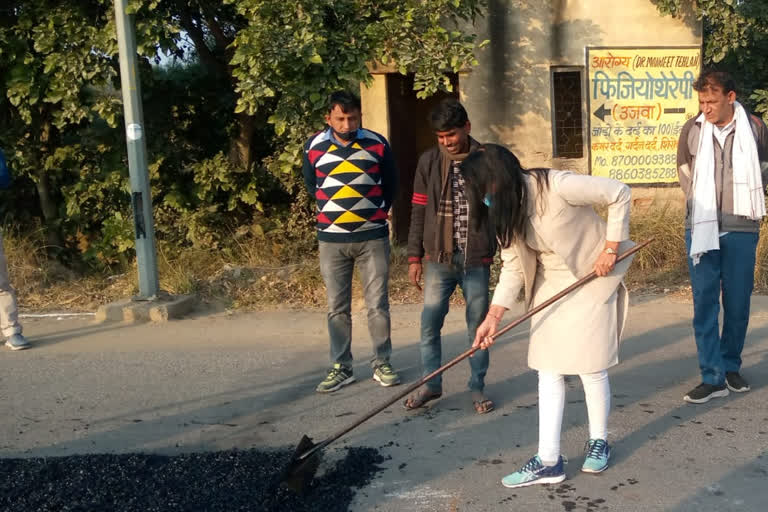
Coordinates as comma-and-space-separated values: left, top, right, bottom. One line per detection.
587, 47, 701, 184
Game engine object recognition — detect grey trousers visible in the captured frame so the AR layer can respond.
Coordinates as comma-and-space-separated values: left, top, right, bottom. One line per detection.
0, 231, 22, 338
318, 237, 391, 368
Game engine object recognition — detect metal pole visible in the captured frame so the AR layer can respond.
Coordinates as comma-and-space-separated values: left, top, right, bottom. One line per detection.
114, 0, 159, 299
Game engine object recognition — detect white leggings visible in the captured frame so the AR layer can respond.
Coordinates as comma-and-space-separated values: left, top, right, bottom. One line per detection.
537, 370, 610, 465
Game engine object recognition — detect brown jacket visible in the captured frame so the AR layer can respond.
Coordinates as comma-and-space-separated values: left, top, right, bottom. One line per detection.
406, 140, 495, 266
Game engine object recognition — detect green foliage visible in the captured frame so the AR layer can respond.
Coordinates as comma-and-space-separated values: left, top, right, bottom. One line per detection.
654, 0, 768, 117
163, 153, 266, 248
229, 0, 486, 189
752, 89, 768, 117
0, 1, 121, 252
0, 2, 119, 131
60, 138, 133, 264
68, 61, 274, 262
1, 0, 488, 272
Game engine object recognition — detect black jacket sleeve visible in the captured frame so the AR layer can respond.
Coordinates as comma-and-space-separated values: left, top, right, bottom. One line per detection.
406, 152, 430, 263
752, 114, 768, 189
676, 118, 695, 198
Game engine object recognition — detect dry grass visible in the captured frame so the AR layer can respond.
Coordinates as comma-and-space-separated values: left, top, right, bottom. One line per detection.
623, 201, 689, 292
3, 225, 135, 312
6, 203, 768, 313
754, 221, 768, 290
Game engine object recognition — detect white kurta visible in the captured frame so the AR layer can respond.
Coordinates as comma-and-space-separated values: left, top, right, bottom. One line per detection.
525, 228, 631, 374
490, 170, 634, 375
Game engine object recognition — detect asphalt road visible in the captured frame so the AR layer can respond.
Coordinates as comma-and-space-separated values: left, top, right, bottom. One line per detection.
1, 294, 767, 511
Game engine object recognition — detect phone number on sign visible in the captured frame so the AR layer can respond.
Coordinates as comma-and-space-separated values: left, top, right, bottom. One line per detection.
612, 154, 676, 166
608, 167, 677, 180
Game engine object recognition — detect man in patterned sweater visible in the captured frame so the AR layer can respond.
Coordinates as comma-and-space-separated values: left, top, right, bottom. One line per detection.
302, 91, 401, 393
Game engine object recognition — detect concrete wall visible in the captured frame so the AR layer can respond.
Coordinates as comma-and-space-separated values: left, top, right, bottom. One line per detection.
461, 0, 701, 177
360, 0, 700, 210
359, 75, 390, 140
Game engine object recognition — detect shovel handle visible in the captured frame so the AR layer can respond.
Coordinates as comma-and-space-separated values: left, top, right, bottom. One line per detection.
299, 239, 653, 461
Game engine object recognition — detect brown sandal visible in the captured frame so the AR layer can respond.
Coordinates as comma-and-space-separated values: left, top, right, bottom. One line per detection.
473, 399, 495, 414
472, 392, 495, 414
403, 389, 442, 410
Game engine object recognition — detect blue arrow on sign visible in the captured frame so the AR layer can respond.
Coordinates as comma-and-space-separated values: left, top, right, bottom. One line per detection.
593, 103, 611, 122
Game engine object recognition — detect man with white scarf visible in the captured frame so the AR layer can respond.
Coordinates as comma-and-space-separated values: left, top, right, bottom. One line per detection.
677, 69, 768, 404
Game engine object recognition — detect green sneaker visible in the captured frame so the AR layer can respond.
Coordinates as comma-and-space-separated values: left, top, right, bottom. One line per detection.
373, 363, 401, 387
316, 364, 355, 393
582, 438, 611, 473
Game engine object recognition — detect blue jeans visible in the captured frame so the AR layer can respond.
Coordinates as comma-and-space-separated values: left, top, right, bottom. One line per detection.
420, 252, 490, 393
685, 230, 758, 385
319, 238, 392, 369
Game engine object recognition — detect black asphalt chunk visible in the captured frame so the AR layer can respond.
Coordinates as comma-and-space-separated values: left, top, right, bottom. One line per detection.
0, 447, 384, 512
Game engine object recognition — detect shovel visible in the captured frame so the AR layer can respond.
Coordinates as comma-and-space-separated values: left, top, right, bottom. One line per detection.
279, 239, 652, 493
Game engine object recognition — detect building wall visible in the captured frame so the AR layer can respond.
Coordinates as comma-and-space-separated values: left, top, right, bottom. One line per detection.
461, 0, 701, 204
361, 0, 701, 214
360, 75, 390, 140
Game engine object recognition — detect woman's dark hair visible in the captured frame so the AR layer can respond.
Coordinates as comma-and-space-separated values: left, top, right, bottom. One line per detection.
460, 144, 549, 248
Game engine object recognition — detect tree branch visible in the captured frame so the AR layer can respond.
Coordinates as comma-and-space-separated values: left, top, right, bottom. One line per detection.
177, 6, 226, 76
196, 0, 231, 52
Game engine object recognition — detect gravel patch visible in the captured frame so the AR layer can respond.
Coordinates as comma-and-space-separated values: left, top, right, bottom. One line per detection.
0, 447, 384, 511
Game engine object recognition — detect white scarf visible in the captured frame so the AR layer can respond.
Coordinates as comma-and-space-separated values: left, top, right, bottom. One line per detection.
732, 102, 766, 219
689, 101, 765, 265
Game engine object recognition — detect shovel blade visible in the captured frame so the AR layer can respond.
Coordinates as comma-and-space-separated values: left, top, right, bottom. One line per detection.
279, 435, 322, 494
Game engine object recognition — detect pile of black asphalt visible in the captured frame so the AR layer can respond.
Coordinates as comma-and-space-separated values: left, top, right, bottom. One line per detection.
0, 446, 384, 511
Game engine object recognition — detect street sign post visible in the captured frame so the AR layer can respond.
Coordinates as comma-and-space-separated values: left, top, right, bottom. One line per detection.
114, 0, 159, 299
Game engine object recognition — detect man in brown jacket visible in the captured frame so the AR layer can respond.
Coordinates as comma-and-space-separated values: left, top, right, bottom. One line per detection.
403, 99, 496, 413
677, 69, 768, 404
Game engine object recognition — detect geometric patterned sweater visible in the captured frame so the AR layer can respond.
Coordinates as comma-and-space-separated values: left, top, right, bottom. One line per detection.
302, 127, 398, 242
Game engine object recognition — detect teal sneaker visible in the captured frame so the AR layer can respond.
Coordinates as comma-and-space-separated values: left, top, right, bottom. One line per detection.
582, 438, 611, 473
501, 455, 566, 488
5, 334, 31, 351
316, 364, 355, 393
373, 363, 401, 387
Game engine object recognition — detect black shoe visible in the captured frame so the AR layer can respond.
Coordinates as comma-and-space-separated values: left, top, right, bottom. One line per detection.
683, 383, 729, 404
726, 372, 750, 393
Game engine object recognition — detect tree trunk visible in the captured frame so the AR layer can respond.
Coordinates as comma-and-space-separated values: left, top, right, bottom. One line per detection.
35, 120, 64, 250
229, 112, 256, 170
34, 168, 64, 249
